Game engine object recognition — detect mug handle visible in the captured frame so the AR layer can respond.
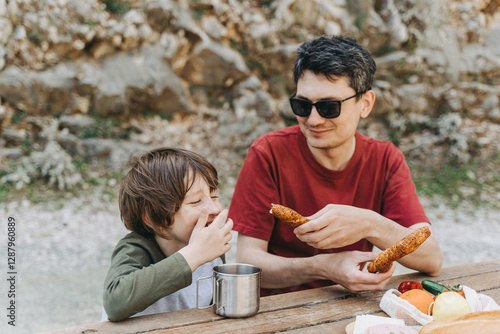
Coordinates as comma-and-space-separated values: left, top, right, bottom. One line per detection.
215, 278, 225, 313
196, 275, 215, 309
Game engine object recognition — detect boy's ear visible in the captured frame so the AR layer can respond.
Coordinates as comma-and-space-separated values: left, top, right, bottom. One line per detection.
142, 211, 153, 229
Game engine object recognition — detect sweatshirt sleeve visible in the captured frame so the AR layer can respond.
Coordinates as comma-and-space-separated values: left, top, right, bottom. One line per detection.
103, 234, 192, 321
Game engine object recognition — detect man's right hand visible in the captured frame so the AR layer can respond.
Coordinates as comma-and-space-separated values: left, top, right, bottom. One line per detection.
315, 250, 395, 292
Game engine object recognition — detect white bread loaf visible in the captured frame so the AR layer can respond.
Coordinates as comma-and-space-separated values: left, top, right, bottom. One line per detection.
419, 310, 500, 334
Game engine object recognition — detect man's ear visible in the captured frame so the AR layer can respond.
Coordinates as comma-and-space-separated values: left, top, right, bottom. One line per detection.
360, 90, 376, 118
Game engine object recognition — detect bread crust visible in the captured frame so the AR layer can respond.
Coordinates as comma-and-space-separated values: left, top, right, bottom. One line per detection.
270, 204, 309, 228
419, 310, 500, 334
367, 226, 431, 273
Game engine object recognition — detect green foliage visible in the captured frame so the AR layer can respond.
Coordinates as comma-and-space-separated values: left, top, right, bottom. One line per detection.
246, 59, 265, 72
11, 110, 27, 123
355, 12, 368, 32
0, 153, 122, 205
141, 109, 156, 118
284, 117, 298, 127
192, 7, 207, 21
387, 128, 400, 147
410, 159, 497, 208
27, 31, 42, 46
296, 31, 306, 43
0, 169, 10, 202
79, 114, 130, 139
103, 0, 131, 15
405, 36, 419, 52
229, 39, 248, 56
52, 110, 63, 119
22, 139, 31, 156
374, 45, 396, 57
267, 75, 288, 97
0, 183, 9, 203
413, 162, 468, 198
493, 153, 500, 184
256, 0, 275, 7
72, 157, 88, 171
84, 19, 96, 28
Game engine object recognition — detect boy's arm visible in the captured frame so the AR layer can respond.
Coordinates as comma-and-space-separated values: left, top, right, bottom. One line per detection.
103, 240, 191, 322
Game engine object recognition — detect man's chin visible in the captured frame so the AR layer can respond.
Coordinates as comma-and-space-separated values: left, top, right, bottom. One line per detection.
305, 138, 335, 150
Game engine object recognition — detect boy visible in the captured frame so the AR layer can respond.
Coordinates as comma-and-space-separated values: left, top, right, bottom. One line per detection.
103, 147, 233, 321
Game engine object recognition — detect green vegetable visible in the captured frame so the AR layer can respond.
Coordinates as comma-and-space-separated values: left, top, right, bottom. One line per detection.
421, 280, 450, 295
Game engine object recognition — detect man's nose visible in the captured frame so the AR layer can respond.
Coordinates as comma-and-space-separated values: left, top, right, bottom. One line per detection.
307, 106, 326, 125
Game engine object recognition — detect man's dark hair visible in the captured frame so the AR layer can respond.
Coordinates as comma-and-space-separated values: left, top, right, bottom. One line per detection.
293, 35, 376, 94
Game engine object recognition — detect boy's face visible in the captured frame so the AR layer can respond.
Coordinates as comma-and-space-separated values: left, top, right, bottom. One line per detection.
167, 174, 222, 250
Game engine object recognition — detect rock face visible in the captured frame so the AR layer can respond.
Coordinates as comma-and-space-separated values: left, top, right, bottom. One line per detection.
0, 0, 499, 191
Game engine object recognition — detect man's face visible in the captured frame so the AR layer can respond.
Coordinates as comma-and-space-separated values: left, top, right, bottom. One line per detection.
295, 71, 368, 152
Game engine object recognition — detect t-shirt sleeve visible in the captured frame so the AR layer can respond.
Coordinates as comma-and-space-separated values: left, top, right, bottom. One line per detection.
229, 143, 279, 241
381, 149, 429, 227
103, 235, 192, 321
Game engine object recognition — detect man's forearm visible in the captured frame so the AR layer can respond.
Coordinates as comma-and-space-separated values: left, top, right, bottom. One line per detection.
367, 214, 443, 276
237, 248, 325, 289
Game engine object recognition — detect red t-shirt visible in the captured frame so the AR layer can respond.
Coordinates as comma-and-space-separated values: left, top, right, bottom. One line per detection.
229, 125, 429, 295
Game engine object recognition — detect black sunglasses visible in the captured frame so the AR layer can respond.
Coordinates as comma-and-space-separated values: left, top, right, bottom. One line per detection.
289, 91, 365, 119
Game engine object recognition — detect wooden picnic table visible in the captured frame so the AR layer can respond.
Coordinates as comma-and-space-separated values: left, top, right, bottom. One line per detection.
45, 259, 500, 334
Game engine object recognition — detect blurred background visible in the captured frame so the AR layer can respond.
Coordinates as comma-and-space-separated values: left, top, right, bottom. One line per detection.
0, 0, 499, 332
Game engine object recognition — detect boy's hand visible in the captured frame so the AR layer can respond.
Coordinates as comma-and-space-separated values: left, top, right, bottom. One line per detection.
179, 209, 233, 271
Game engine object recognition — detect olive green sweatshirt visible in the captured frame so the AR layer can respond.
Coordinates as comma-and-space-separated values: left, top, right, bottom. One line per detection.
103, 232, 224, 322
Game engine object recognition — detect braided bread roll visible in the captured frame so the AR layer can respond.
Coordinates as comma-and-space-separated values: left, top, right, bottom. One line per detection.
367, 226, 431, 273
270, 204, 309, 228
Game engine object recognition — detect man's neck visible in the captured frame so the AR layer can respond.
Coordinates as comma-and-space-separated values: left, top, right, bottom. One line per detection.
308, 136, 356, 171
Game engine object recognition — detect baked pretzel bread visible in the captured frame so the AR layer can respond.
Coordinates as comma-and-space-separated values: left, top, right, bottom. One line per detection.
367, 226, 431, 273
270, 204, 309, 228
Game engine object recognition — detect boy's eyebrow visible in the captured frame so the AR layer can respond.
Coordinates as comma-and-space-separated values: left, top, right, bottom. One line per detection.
185, 188, 202, 197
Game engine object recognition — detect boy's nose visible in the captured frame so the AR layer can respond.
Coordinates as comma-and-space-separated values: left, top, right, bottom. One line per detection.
204, 198, 222, 214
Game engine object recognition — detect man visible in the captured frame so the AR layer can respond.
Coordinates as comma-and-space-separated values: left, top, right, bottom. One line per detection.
228, 35, 442, 296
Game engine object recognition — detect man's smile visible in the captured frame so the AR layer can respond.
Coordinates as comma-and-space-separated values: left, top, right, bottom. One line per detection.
306, 127, 333, 136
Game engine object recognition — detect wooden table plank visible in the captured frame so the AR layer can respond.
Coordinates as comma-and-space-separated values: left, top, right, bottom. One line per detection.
283, 317, 356, 334
149, 294, 386, 334
385, 259, 500, 290
149, 261, 500, 334
41, 260, 500, 334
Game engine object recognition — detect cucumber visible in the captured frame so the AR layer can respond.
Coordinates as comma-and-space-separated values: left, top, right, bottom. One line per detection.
421, 280, 450, 295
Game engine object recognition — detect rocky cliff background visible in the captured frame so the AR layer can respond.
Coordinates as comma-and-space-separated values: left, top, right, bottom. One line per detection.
1, 0, 500, 205
1, 0, 500, 332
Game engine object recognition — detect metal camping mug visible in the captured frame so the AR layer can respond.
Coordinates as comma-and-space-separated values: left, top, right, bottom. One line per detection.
197, 263, 261, 318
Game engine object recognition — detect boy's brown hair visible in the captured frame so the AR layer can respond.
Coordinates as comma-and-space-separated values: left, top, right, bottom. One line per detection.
119, 147, 219, 237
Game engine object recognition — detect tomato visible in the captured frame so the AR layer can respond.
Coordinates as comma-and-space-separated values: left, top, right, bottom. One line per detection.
398, 281, 423, 293
433, 289, 466, 301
